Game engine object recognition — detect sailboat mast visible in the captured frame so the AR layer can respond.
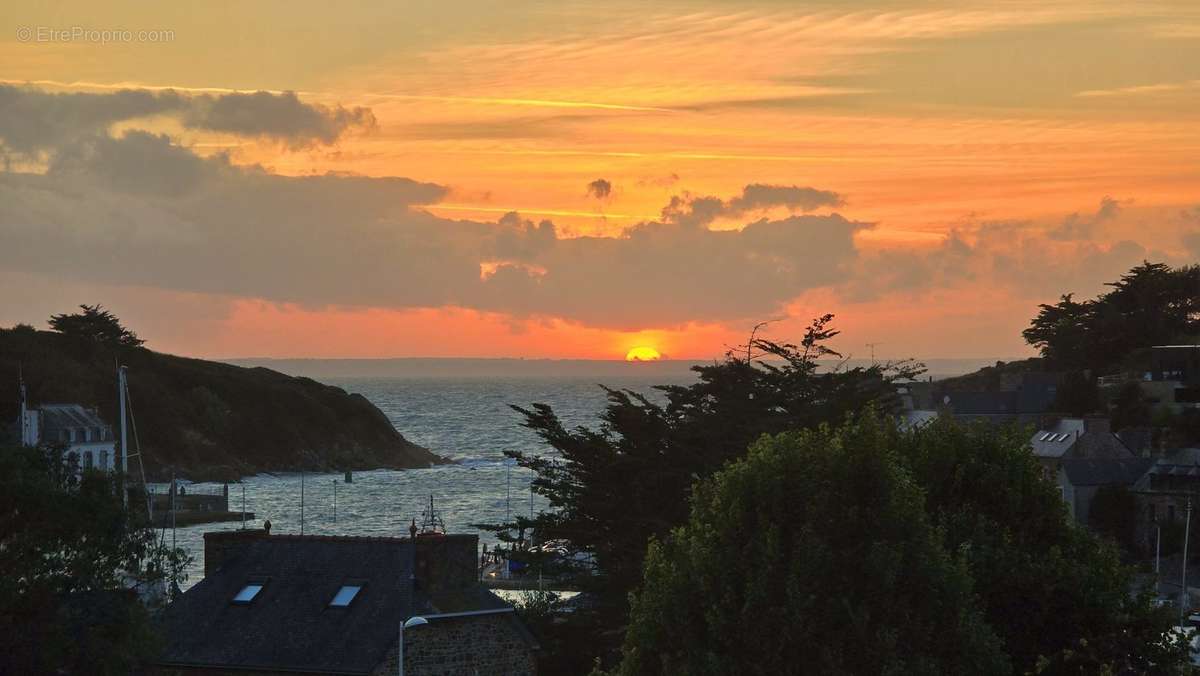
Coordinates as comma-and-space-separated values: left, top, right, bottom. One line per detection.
119, 365, 128, 508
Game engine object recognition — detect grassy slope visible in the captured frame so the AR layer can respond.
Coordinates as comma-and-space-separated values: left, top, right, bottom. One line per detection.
0, 328, 447, 481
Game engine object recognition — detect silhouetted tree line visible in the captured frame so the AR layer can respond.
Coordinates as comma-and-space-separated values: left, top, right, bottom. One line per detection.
0, 444, 189, 675
1024, 262, 1200, 372
619, 414, 1184, 674
488, 306, 1188, 673
49, 304, 146, 347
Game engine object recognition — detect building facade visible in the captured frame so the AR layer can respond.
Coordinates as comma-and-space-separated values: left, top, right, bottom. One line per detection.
1030, 417, 1134, 479
16, 378, 117, 472
1133, 447, 1200, 548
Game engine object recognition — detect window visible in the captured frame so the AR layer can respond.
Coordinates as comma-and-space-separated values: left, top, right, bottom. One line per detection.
99, 451, 109, 469
82, 452, 93, 469
329, 585, 363, 607
233, 583, 264, 604
1039, 433, 1051, 441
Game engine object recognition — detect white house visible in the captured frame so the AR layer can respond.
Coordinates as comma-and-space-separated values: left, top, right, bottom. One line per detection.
18, 378, 117, 472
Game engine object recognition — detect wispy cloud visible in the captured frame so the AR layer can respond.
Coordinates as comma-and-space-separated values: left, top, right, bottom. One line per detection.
424, 204, 633, 219
1076, 80, 1200, 98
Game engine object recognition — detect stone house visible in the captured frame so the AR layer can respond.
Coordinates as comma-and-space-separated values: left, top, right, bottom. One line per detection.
1057, 457, 1151, 525
1030, 417, 1134, 480
153, 529, 538, 675
1132, 448, 1200, 549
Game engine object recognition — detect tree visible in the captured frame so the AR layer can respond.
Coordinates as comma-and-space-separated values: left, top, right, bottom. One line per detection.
1090, 485, 1139, 553
491, 316, 921, 604
49, 304, 145, 347
1052, 370, 1100, 417
0, 444, 189, 674
619, 413, 1187, 675
619, 415, 1009, 675
1111, 381, 1153, 431
1023, 262, 1200, 372
892, 415, 1184, 672
1023, 293, 1094, 370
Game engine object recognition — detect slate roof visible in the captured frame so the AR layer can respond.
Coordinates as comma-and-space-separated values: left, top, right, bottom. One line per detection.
38, 404, 110, 434
1030, 419, 1085, 459
1061, 458, 1152, 487
157, 536, 419, 674
942, 384, 1057, 417
900, 409, 939, 430
1163, 448, 1200, 466
942, 391, 1018, 415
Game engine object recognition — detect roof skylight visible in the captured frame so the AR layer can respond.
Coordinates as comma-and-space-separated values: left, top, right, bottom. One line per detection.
233, 583, 264, 604
330, 585, 363, 607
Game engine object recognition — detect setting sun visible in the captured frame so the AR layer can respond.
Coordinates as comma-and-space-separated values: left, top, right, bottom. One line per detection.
625, 346, 662, 362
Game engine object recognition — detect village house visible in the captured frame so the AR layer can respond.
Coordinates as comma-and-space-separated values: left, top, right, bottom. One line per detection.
1057, 457, 1151, 526
152, 527, 539, 676
927, 371, 1062, 425
1132, 448, 1200, 549
1030, 417, 1135, 478
1143, 345, 1200, 414
13, 377, 117, 472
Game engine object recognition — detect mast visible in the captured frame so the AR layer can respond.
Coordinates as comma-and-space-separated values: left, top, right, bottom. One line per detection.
171, 469, 177, 551
119, 365, 129, 508
17, 363, 26, 443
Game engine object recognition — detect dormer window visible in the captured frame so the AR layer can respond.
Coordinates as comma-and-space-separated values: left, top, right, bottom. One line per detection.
233, 583, 265, 604
329, 584, 363, 607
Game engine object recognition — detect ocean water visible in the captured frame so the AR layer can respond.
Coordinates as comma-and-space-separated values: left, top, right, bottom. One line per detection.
164, 374, 694, 588
165, 358, 1003, 588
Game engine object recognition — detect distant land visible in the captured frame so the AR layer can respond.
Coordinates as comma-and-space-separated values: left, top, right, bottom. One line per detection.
1, 328, 446, 481
224, 357, 1015, 381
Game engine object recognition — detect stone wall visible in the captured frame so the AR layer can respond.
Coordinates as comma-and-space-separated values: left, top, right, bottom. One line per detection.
372, 613, 538, 676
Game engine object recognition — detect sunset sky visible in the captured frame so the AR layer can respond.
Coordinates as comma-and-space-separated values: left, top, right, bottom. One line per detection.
2, 1, 1199, 360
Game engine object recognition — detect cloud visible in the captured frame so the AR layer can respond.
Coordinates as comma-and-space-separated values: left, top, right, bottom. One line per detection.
48, 130, 219, 196
0, 85, 184, 155
0, 85, 373, 158
637, 173, 680, 188
1184, 233, 1200, 259
844, 210, 1157, 306
181, 90, 375, 148
661, 183, 844, 227
1047, 196, 1122, 241
0, 130, 869, 329
0, 89, 1182, 333
586, 178, 613, 200
1076, 80, 1200, 98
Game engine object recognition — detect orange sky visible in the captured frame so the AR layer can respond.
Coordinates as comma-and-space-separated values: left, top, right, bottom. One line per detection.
1, 1, 1198, 361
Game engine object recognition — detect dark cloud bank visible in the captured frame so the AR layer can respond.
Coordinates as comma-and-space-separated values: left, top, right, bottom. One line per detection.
0, 85, 1176, 330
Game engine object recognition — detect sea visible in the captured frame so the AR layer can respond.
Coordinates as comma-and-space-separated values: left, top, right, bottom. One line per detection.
161, 358, 1003, 589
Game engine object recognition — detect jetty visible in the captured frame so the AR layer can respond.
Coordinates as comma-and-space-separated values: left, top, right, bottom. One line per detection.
151, 482, 254, 527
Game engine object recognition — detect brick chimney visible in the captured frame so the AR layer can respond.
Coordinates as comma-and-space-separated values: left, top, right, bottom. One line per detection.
412, 534, 478, 593
203, 529, 269, 578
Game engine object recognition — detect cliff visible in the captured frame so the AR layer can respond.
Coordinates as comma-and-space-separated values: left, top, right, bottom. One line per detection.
0, 327, 447, 480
